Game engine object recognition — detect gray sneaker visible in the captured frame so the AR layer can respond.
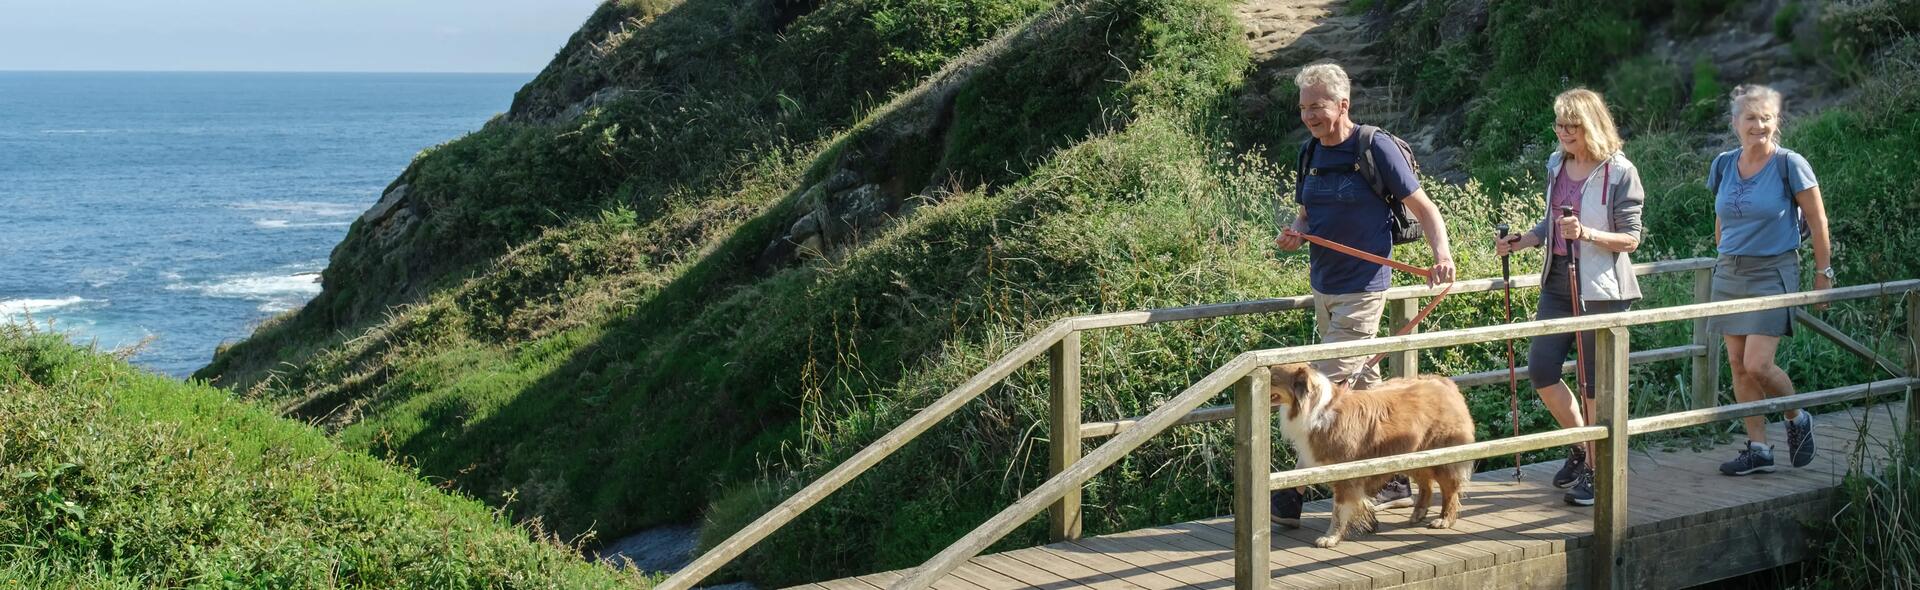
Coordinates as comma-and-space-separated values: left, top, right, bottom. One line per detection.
1563, 470, 1595, 506
1372, 474, 1414, 509
1786, 412, 1816, 468
1719, 441, 1777, 476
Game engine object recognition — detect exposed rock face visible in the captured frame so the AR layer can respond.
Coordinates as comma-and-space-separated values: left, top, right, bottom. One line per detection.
360, 183, 419, 249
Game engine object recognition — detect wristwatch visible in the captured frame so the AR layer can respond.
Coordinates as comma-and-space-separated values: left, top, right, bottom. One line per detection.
1819, 266, 1836, 281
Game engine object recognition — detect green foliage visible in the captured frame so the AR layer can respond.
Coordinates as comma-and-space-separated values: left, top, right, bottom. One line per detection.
1775, 0, 1805, 40
1605, 56, 1682, 133
1463, 1, 1641, 173
1816, 0, 1920, 79
1685, 56, 1725, 129
1804, 432, 1920, 588
0, 328, 643, 588
193, 0, 1920, 586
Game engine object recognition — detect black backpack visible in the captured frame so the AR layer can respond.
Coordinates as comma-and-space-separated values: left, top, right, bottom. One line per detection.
1295, 125, 1423, 245
1707, 150, 1810, 243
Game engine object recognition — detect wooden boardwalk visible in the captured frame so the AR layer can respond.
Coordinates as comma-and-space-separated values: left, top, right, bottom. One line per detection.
799, 401, 1909, 590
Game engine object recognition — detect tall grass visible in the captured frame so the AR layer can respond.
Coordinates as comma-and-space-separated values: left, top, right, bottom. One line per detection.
0, 326, 645, 588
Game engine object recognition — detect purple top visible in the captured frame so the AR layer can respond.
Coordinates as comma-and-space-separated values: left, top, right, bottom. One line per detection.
1549, 166, 1584, 256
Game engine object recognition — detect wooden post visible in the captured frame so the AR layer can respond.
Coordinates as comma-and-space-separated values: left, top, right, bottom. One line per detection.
1591, 326, 1631, 590
1387, 298, 1419, 379
1048, 332, 1083, 542
1233, 366, 1271, 590
1907, 292, 1919, 431
1692, 268, 1720, 409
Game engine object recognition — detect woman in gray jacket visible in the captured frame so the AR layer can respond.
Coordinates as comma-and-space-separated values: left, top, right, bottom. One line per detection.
1496, 88, 1646, 507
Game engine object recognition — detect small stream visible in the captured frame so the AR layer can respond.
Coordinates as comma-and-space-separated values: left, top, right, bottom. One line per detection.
596, 524, 759, 590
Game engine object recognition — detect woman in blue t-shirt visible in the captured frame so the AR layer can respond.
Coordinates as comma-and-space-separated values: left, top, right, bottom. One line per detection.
1706, 84, 1835, 477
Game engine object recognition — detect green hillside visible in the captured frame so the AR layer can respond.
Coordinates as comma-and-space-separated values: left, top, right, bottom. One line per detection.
0, 327, 645, 588
186, 0, 1920, 585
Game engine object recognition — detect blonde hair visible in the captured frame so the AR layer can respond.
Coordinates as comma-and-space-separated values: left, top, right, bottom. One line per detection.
1729, 84, 1784, 144
1295, 63, 1351, 102
1553, 88, 1623, 162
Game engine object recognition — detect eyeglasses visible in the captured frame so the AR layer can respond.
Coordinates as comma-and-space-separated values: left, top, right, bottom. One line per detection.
1554, 122, 1583, 133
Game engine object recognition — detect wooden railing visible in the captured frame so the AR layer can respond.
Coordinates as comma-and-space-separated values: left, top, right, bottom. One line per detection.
656, 258, 1718, 590
893, 279, 1920, 590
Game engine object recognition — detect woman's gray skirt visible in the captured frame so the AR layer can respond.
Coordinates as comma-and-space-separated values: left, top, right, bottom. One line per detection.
1707, 252, 1799, 337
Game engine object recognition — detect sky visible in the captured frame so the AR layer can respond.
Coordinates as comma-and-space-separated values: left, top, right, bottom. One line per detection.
1, 1, 608, 73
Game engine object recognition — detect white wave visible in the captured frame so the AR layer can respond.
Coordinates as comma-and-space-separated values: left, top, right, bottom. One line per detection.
39, 129, 108, 135
254, 219, 354, 229
173, 273, 322, 300
230, 200, 363, 218
0, 297, 92, 322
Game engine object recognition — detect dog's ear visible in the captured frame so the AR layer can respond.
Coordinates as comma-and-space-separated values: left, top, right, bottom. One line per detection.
1267, 367, 1291, 405
1290, 365, 1313, 400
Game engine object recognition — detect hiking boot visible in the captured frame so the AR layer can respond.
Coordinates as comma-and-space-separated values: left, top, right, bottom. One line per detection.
1553, 445, 1588, 489
1372, 474, 1414, 509
1786, 412, 1816, 468
1271, 488, 1303, 529
1719, 441, 1777, 476
1563, 469, 1595, 506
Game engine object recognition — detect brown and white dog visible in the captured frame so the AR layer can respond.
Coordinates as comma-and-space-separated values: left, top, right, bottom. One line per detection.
1269, 363, 1476, 548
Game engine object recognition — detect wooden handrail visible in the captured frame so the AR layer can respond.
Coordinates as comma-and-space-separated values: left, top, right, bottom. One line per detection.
1262, 378, 1917, 490
1066, 257, 1712, 331
1247, 280, 1920, 367
653, 319, 1073, 590
893, 279, 1920, 590
1076, 343, 1707, 439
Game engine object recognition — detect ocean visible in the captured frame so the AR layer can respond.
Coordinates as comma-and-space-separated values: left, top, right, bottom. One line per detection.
1, 71, 528, 377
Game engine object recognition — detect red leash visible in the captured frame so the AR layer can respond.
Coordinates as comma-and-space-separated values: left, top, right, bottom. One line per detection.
1294, 232, 1453, 370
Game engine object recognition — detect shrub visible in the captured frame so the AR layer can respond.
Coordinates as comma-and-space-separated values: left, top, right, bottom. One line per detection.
1606, 56, 1683, 133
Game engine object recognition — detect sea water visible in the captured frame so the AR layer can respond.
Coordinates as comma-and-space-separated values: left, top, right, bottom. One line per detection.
1, 71, 526, 377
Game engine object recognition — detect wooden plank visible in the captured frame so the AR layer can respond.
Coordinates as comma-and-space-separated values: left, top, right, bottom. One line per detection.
1793, 308, 1908, 377
1693, 267, 1720, 410
1626, 378, 1917, 435
1024, 543, 1189, 590
662, 320, 1075, 590
1909, 291, 1920, 430
1083, 346, 1699, 439
1197, 517, 1407, 587
995, 548, 1149, 590
1233, 368, 1270, 590
949, 561, 1032, 590
893, 355, 1259, 590
1066, 259, 1715, 331
1450, 345, 1701, 389
1050, 332, 1084, 542
1388, 298, 1420, 379
1064, 534, 1223, 588
1268, 427, 1608, 491
1591, 327, 1630, 590
1172, 517, 1373, 590
1251, 279, 1920, 367
971, 552, 1096, 590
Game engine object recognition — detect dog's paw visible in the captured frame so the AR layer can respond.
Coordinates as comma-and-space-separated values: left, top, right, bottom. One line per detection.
1408, 509, 1428, 524
1314, 536, 1342, 548
1425, 518, 1453, 530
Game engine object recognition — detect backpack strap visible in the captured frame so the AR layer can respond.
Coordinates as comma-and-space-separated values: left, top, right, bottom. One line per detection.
1355, 125, 1392, 205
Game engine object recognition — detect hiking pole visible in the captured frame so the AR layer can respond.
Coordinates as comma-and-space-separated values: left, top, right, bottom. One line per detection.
1498, 223, 1520, 482
1560, 205, 1593, 469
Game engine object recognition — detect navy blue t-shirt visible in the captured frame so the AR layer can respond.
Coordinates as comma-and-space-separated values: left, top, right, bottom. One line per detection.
1295, 130, 1421, 294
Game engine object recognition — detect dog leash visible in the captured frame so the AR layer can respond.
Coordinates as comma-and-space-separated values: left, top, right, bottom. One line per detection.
1293, 232, 1454, 371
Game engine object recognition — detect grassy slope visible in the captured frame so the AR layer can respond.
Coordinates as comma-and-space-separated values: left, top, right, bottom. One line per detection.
0, 327, 645, 588
189, 0, 1920, 585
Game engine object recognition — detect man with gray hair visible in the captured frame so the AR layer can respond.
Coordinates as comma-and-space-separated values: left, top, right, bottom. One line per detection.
1271, 62, 1456, 526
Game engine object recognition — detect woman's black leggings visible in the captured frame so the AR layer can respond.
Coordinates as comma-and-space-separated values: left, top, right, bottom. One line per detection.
1528, 256, 1635, 394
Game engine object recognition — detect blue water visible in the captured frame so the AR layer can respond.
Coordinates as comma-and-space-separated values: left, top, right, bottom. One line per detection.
1, 72, 528, 377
